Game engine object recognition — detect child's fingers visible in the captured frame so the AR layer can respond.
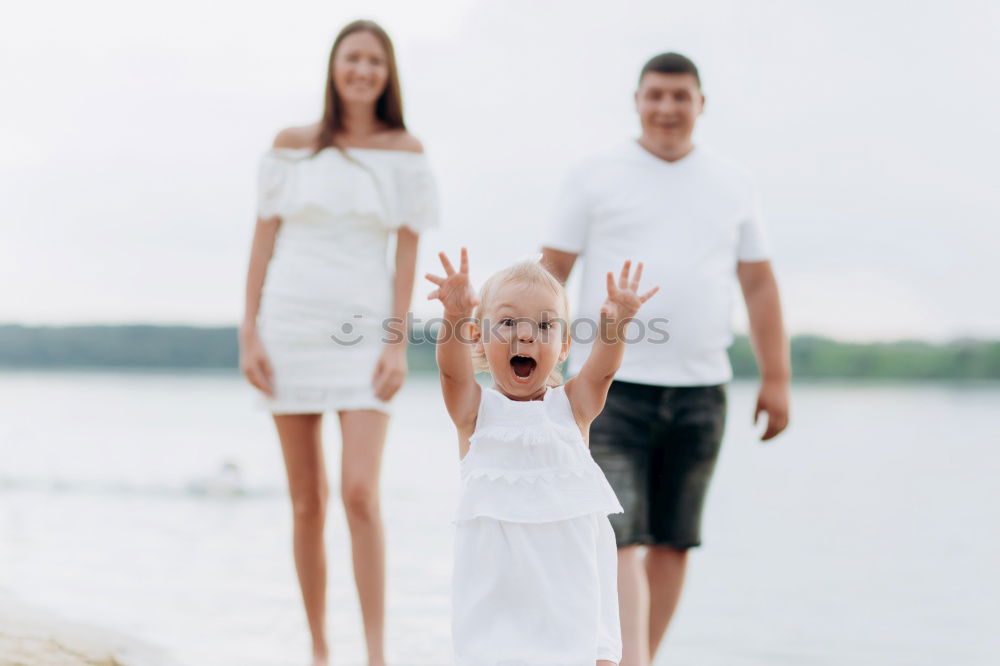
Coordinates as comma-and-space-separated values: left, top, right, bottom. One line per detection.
639, 285, 660, 303
427, 289, 439, 300
606, 271, 616, 295
439, 251, 456, 276
459, 246, 469, 274
425, 273, 444, 286
618, 260, 631, 289
630, 262, 644, 291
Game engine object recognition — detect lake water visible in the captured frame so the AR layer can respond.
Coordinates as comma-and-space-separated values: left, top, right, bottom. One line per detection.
1, 371, 998, 666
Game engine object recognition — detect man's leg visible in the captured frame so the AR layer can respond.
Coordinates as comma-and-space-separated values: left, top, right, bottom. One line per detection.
588, 381, 662, 666
646, 385, 728, 662
645, 546, 689, 659
618, 545, 650, 666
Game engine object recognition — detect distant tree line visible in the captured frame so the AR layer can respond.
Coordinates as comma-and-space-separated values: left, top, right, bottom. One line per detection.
0, 325, 238, 369
1, 324, 998, 380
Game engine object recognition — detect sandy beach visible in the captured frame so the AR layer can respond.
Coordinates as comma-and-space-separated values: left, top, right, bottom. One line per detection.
0, 591, 175, 666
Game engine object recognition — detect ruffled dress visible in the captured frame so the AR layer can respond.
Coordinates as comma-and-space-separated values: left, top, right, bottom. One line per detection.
452, 384, 624, 665
254, 147, 438, 414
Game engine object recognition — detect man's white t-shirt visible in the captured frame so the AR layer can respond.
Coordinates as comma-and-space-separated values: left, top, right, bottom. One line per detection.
545, 140, 770, 387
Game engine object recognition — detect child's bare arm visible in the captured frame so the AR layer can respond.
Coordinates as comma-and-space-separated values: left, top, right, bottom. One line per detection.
426, 248, 481, 431
566, 260, 658, 427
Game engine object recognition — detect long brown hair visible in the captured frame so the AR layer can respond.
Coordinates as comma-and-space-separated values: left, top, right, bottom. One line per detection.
315, 20, 406, 153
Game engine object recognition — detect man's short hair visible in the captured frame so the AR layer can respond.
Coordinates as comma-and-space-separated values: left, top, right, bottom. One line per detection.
639, 52, 701, 88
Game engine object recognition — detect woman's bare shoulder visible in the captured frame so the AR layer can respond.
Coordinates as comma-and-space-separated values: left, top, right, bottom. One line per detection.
272, 124, 321, 149
378, 129, 424, 154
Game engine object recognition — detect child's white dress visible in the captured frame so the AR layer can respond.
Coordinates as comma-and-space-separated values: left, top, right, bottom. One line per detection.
452, 384, 624, 665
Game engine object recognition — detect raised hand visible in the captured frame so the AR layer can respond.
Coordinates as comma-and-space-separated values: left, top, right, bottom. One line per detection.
566, 260, 661, 426
600, 260, 659, 322
425, 247, 479, 317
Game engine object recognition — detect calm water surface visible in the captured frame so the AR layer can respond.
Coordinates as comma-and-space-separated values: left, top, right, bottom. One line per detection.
1, 371, 997, 665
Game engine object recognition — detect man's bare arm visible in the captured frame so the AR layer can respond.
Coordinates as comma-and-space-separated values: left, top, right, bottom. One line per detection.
737, 260, 790, 440
540, 247, 578, 285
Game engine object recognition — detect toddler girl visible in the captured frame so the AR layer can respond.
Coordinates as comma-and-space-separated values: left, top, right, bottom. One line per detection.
425, 249, 658, 666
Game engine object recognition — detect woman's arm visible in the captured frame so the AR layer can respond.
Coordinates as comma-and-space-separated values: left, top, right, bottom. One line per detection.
372, 227, 420, 401
425, 248, 481, 431
565, 261, 658, 430
239, 216, 281, 395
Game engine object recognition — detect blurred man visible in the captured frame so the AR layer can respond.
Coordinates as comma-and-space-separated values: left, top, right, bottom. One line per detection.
542, 52, 790, 666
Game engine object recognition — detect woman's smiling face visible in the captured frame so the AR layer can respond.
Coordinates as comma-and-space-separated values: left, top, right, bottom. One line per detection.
476, 281, 569, 401
332, 30, 390, 105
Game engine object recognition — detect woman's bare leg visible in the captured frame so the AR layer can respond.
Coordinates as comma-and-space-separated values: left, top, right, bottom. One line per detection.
339, 409, 390, 666
275, 413, 330, 666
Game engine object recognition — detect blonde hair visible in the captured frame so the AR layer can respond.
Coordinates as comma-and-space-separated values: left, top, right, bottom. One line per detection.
471, 260, 571, 387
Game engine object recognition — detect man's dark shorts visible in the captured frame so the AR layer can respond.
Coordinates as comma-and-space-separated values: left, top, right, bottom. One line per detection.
589, 380, 727, 549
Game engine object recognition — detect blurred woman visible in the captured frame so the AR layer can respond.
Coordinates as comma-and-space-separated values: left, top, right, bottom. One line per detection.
239, 20, 438, 666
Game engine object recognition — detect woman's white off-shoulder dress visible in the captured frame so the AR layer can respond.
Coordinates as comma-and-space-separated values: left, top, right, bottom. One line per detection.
254, 147, 438, 414
452, 384, 624, 665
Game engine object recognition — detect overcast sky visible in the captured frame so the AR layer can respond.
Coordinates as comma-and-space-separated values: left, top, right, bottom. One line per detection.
2, 0, 998, 341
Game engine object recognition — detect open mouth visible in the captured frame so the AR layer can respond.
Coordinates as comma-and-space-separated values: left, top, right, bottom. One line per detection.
510, 354, 537, 380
